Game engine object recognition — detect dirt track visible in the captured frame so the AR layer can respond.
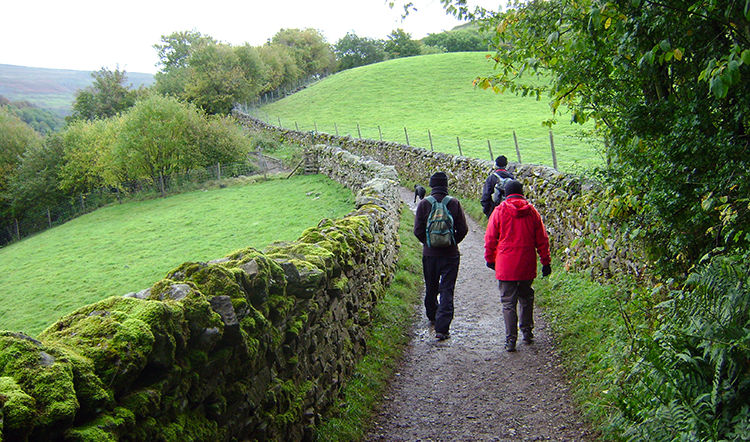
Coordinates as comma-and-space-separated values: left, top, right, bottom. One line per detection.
364, 188, 595, 441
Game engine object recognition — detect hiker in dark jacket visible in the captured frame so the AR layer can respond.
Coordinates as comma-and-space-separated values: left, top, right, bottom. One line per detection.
481, 155, 515, 218
484, 179, 551, 352
414, 172, 469, 341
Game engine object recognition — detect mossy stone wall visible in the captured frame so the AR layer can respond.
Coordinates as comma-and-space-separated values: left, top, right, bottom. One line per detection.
0, 145, 401, 440
235, 112, 650, 281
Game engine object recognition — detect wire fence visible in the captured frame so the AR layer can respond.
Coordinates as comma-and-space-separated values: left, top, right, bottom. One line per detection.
235, 106, 605, 172
0, 158, 271, 248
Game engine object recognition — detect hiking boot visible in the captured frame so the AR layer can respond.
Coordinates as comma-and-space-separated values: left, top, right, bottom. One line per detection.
435, 332, 450, 341
522, 331, 534, 344
505, 339, 516, 352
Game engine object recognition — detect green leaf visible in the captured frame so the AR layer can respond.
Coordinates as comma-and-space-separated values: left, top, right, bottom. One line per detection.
710, 76, 728, 98
659, 39, 671, 52
742, 49, 750, 65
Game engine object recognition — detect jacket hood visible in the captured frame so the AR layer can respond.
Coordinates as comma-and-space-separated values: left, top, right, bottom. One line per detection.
503, 195, 533, 218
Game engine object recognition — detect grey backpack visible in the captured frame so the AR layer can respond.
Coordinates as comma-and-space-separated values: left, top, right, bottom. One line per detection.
491, 172, 513, 204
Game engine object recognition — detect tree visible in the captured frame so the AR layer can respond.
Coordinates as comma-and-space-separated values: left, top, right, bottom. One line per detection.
7, 134, 67, 215
57, 118, 119, 195
257, 43, 303, 93
384, 29, 422, 59
334, 32, 387, 70
154, 30, 217, 98
154, 30, 216, 72
446, 0, 750, 274
0, 108, 42, 225
114, 95, 199, 195
182, 43, 266, 115
272, 28, 337, 77
422, 29, 486, 52
69, 68, 142, 121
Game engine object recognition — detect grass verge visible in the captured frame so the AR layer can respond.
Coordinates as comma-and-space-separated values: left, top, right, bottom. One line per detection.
315, 204, 423, 441
534, 261, 631, 436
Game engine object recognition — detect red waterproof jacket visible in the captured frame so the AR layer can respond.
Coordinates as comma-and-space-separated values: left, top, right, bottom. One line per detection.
484, 195, 551, 281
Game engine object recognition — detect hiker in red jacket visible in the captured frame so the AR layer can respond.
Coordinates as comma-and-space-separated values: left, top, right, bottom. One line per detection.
484, 179, 551, 352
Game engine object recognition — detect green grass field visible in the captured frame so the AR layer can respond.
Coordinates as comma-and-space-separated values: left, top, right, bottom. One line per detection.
0, 175, 354, 336
253, 52, 603, 172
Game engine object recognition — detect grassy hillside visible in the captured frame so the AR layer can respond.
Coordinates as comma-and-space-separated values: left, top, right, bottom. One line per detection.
0, 64, 154, 116
254, 52, 602, 172
0, 175, 353, 336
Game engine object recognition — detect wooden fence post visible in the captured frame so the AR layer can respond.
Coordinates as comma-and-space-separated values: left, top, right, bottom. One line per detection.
487, 140, 494, 161
47, 207, 52, 228
314, 122, 318, 132
378, 125, 383, 141
277, 117, 282, 127
334, 123, 339, 136
404, 127, 410, 146
217, 162, 222, 180
14, 218, 20, 241
295, 121, 299, 131
513, 130, 522, 163
357, 123, 362, 139
428, 130, 434, 151
549, 131, 558, 170
456, 136, 463, 156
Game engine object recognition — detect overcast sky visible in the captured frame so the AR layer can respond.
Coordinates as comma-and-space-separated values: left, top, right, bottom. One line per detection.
2, 0, 501, 74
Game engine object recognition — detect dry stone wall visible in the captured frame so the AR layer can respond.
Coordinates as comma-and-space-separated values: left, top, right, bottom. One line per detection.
0, 145, 401, 440
235, 112, 650, 281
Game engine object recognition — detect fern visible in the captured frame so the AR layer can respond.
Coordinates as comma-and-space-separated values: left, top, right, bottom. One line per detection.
617, 251, 750, 440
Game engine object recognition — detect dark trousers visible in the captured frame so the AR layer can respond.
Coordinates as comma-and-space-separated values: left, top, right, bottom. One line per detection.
499, 280, 535, 343
422, 255, 460, 334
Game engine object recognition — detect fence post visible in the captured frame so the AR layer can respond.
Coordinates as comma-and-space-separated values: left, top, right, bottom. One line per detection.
378, 125, 383, 141
428, 129, 434, 151
357, 123, 362, 139
403, 127, 410, 145
47, 208, 52, 228
487, 140, 494, 161
295, 121, 299, 131
80, 194, 85, 211
217, 162, 222, 180
334, 123, 339, 136
549, 131, 558, 170
314, 122, 318, 132
14, 218, 20, 241
277, 117, 282, 127
456, 136, 463, 156
513, 130, 522, 163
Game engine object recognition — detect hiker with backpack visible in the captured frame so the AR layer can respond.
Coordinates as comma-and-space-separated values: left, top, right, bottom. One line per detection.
481, 155, 515, 218
413, 172, 468, 341
484, 179, 551, 352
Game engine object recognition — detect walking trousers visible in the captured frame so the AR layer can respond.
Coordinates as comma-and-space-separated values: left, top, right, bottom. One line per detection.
499, 280, 535, 343
422, 255, 460, 334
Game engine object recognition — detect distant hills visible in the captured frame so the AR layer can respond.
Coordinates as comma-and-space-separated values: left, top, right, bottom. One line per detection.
0, 64, 154, 116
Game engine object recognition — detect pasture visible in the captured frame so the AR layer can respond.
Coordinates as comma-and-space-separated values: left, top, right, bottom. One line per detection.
0, 175, 353, 336
253, 52, 603, 172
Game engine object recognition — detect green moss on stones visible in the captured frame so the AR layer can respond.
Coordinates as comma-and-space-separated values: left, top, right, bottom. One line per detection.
64, 406, 135, 441
0, 376, 35, 431
0, 332, 82, 428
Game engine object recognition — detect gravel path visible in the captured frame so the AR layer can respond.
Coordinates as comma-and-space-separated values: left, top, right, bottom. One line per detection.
364, 188, 596, 441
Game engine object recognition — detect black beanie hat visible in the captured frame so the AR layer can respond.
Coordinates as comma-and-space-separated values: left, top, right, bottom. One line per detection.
505, 179, 523, 196
429, 172, 448, 188
495, 155, 508, 168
